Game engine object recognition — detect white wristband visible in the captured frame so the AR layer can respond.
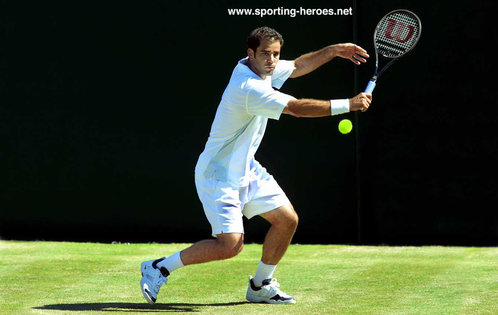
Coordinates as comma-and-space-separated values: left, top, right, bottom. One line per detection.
330, 99, 350, 116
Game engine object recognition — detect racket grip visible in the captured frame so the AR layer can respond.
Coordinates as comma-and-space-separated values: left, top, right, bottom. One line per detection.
364, 80, 376, 94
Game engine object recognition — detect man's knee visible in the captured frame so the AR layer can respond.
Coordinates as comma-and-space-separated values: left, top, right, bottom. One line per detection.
216, 233, 244, 260
277, 205, 299, 230
262, 204, 299, 231
285, 207, 299, 231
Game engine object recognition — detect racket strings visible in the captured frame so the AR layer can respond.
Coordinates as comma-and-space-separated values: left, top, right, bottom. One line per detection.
375, 11, 420, 58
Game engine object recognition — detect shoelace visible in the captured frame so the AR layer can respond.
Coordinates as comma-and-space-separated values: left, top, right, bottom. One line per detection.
268, 278, 280, 288
265, 278, 292, 298
153, 276, 166, 292
262, 278, 281, 295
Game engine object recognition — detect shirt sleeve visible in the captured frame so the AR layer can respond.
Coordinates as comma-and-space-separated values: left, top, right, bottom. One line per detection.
271, 60, 295, 89
245, 82, 295, 120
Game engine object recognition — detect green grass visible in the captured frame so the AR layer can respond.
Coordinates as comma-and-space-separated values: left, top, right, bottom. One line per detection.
1, 241, 497, 315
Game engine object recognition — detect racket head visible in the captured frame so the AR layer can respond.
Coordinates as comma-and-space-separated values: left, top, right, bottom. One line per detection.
373, 9, 422, 59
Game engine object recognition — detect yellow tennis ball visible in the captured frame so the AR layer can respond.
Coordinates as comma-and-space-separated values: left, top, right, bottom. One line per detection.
338, 119, 353, 134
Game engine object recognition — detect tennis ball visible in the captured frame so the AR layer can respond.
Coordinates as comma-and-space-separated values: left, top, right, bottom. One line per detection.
338, 119, 353, 134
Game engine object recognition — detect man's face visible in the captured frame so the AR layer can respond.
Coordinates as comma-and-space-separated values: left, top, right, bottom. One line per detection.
248, 39, 281, 78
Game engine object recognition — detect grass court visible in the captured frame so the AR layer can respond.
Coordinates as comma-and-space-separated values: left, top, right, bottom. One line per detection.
1, 241, 496, 314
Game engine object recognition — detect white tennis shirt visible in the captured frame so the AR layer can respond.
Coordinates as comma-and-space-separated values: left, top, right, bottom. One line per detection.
195, 57, 295, 187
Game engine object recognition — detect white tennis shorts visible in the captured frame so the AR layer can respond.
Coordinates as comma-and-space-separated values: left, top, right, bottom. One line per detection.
195, 163, 290, 237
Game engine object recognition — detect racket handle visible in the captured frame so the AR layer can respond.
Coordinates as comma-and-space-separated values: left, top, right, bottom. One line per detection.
364, 80, 376, 94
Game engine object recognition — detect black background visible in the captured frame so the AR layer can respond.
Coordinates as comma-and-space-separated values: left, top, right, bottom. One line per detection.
1, 0, 497, 245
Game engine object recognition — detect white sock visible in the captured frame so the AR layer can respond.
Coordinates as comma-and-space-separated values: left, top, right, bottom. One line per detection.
157, 251, 184, 275
253, 260, 277, 287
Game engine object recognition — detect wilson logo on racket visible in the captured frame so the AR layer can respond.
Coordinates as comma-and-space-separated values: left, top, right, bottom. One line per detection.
385, 19, 415, 43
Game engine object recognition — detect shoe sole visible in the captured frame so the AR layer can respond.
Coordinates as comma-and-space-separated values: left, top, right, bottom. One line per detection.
246, 293, 296, 304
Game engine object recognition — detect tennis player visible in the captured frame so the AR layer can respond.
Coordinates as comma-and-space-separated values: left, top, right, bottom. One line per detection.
141, 26, 372, 304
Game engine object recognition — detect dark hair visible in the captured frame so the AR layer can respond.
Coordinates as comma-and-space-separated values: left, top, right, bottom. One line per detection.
247, 27, 284, 52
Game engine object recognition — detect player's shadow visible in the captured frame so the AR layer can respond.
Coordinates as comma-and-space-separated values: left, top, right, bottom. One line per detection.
34, 301, 250, 313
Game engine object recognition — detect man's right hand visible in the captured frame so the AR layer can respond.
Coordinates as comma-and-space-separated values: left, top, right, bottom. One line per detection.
349, 93, 372, 112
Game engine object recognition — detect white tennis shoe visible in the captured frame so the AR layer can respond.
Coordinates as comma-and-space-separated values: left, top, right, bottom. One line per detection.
246, 276, 296, 304
140, 258, 168, 303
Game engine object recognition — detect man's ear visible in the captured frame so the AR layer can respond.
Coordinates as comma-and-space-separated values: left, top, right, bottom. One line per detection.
247, 48, 255, 59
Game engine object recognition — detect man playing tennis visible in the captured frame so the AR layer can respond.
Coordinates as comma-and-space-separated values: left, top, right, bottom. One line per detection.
141, 26, 372, 304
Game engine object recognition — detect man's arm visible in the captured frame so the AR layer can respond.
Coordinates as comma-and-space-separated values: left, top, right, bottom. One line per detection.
289, 43, 369, 78
282, 93, 372, 117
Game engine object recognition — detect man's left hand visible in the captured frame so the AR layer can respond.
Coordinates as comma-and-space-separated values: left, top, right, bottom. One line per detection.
332, 43, 369, 65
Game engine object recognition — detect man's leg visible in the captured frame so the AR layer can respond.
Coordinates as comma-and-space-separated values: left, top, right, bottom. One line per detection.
251, 203, 298, 286
156, 232, 243, 274
245, 203, 298, 304
141, 233, 244, 304
259, 203, 298, 265
180, 233, 244, 265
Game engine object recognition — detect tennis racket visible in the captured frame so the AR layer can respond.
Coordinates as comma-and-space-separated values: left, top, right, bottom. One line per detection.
364, 9, 422, 94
